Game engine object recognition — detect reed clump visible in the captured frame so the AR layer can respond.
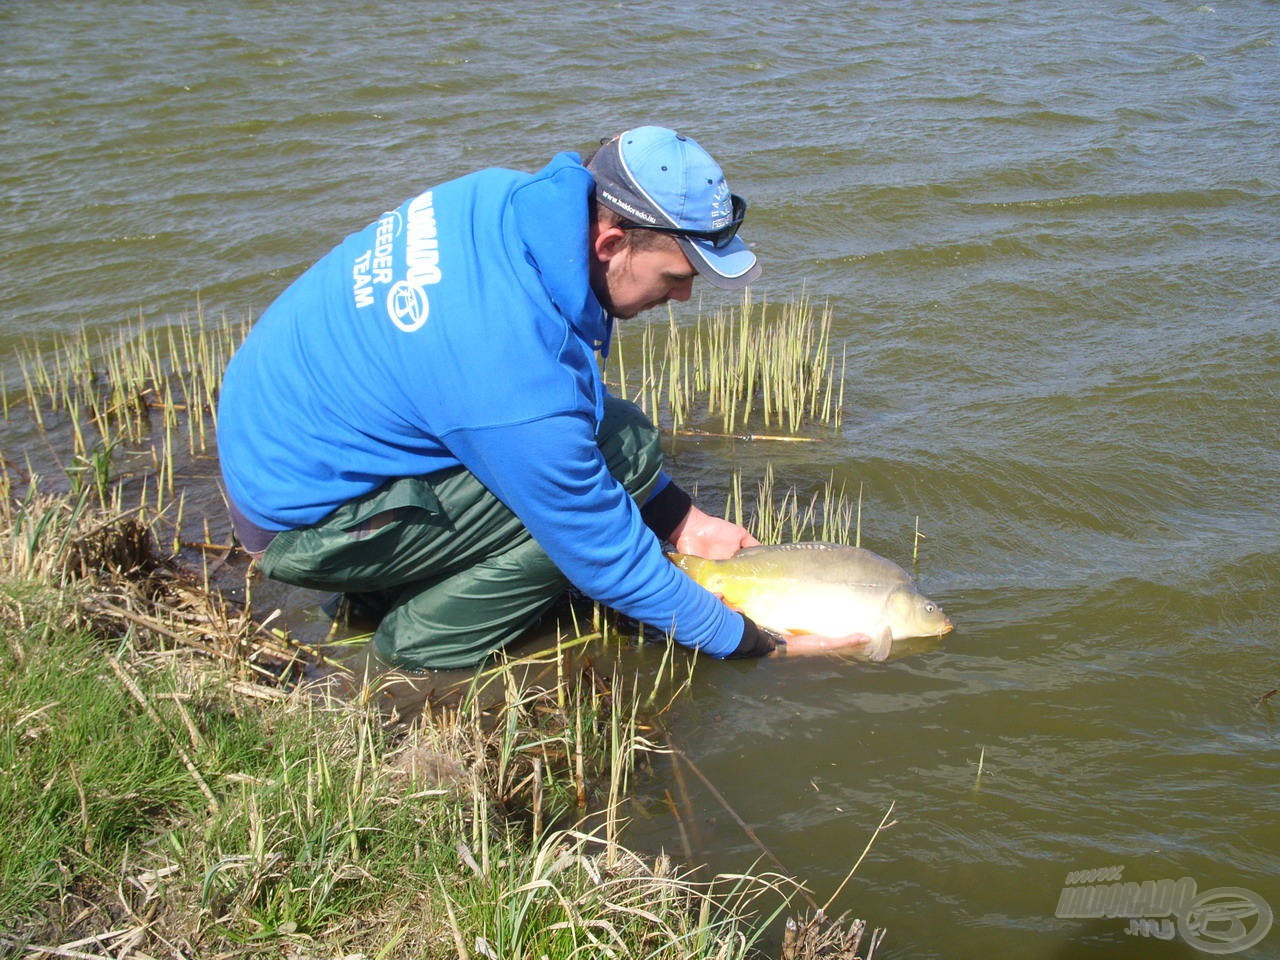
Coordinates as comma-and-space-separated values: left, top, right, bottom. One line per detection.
608, 292, 846, 437
781, 911, 888, 960
2, 477, 323, 688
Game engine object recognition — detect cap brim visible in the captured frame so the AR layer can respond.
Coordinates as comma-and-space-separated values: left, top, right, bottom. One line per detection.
676, 234, 761, 290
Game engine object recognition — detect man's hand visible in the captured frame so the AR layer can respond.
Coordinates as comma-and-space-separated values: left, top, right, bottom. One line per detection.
773, 633, 884, 657
669, 505, 760, 559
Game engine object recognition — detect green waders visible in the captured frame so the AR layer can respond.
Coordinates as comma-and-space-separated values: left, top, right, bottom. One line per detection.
257, 397, 665, 670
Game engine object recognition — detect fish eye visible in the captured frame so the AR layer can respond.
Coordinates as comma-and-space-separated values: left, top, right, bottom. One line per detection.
925, 603, 936, 613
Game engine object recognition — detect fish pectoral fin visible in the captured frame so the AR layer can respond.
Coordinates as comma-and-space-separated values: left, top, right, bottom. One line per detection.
861, 628, 893, 663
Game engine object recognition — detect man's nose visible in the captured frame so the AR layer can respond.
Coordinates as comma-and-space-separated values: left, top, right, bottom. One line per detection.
669, 278, 694, 302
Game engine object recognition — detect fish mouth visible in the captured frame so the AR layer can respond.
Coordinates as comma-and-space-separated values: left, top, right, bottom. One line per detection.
938, 618, 955, 636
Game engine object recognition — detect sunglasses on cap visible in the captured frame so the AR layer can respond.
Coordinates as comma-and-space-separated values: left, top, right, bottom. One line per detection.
619, 194, 747, 249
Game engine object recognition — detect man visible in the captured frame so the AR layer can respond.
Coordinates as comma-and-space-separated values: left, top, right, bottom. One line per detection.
218, 126, 780, 669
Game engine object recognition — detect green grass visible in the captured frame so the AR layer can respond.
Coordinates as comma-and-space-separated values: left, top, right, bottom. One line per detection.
0, 583, 145, 914
0, 579, 271, 925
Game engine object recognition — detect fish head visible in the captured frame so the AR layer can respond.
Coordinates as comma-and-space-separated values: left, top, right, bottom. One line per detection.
887, 587, 953, 640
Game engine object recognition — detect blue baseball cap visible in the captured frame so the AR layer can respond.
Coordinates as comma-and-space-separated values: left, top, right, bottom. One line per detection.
587, 126, 761, 290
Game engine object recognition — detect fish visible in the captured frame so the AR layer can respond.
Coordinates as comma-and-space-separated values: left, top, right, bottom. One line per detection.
669, 541, 952, 661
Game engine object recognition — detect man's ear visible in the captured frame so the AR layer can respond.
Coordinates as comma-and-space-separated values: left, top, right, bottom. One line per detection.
592, 222, 627, 264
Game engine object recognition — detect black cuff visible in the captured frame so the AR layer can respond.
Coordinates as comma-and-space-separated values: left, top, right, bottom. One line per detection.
725, 615, 779, 659
641, 481, 694, 543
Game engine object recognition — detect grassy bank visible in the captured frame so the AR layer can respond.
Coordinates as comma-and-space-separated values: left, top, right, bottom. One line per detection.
1, 487, 809, 958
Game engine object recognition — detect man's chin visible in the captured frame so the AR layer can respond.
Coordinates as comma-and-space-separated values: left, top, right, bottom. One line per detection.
630, 300, 668, 318
600, 299, 666, 321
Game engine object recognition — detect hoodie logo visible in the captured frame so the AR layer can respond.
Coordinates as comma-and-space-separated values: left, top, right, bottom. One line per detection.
387, 281, 429, 332
352, 190, 444, 331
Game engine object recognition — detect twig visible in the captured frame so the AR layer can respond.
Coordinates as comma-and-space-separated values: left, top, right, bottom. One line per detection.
669, 744, 819, 911
155, 693, 207, 753
19, 939, 114, 959
45, 928, 133, 952
668, 743, 702, 856
671, 428, 822, 443
434, 869, 472, 960
664, 788, 694, 862
2, 456, 30, 482
227, 680, 288, 701
821, 801, 897, 915
91, 601, 233, 662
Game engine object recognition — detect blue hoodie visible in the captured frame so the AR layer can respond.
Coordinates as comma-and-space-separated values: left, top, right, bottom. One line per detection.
218, 152, 744, 657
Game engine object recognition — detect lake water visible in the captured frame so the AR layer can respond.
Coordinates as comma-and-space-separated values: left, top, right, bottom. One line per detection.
3, 1, 1278, 957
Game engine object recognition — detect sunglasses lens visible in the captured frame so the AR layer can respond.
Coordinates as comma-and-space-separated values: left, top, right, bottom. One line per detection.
707, 195, 746, 248
708, 226, 735, 248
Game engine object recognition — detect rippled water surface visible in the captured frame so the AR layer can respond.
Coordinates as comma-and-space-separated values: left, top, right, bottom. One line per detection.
4, 1, 1278, 956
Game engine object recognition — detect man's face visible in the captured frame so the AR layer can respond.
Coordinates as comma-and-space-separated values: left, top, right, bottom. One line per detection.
591, 230, 697, 320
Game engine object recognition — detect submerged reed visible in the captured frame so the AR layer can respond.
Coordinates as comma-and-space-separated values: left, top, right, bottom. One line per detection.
726, 463, 862, 547
607, 292, 846, 437
9, 304, 250, 465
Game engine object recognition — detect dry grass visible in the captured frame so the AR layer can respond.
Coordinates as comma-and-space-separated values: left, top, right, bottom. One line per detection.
1, 480, 321, 691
